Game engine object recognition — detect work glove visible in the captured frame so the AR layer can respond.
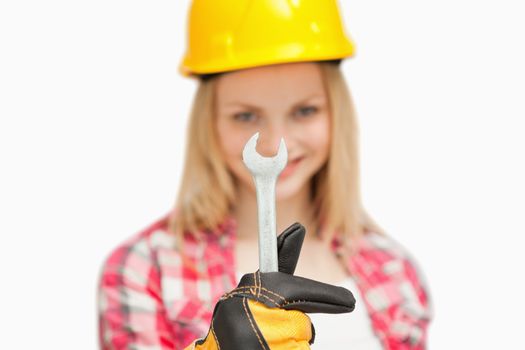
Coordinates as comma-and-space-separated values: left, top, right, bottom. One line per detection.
184, 222, 356, 349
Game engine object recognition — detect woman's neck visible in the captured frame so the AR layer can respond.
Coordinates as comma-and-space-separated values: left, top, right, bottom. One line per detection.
232, 183, 319, 241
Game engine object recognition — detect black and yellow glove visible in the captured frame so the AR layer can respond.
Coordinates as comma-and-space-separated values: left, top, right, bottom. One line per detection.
185, 223, 356, 349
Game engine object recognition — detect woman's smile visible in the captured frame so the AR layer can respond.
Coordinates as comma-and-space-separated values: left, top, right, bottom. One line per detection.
279, 156, 304, 180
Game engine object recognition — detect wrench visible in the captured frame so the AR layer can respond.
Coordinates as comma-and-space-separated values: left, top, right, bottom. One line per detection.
242, 132, 288, 273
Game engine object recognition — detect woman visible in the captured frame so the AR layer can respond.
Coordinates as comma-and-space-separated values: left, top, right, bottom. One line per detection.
98, 1, 432, 349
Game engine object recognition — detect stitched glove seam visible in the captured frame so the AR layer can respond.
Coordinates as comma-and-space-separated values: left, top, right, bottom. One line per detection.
210, 324, 221, 350
243, 297, 269, 350
222, 285, 287, 301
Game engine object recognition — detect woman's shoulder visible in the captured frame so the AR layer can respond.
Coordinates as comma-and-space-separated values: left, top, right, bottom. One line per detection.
99, 214, 177, 276
99, 212, 231, 277
351, 230, 429, 280
350, 230, 432, 305
348, 231, 433, 347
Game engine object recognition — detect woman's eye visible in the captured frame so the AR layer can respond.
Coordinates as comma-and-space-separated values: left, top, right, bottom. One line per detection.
294, 106, 318, 117
233, 111, 257, 122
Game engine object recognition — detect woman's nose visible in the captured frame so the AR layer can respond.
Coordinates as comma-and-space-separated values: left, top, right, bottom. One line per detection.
255, 126, 288, 157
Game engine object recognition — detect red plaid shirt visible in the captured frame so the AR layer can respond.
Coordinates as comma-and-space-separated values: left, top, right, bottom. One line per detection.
98, 214, 432, 349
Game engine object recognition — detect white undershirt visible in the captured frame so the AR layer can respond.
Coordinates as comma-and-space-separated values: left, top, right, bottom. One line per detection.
235, 272, 382, 349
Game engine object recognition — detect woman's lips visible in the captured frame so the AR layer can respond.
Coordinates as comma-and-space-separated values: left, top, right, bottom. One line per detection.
279, 157, 304, 179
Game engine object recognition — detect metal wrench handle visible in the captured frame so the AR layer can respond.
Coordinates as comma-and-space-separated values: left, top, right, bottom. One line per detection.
254, 175, 279, 272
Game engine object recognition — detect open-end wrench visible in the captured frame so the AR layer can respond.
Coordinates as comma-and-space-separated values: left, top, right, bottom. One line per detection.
242, 132, 288, 273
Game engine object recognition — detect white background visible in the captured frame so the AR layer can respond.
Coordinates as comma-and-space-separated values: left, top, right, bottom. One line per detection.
1, 0, 524, 348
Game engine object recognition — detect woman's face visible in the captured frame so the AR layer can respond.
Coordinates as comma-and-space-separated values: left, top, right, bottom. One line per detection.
215, 62, 331, 200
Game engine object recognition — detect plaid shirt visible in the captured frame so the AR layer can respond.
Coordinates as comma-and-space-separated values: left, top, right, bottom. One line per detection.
98, 214, 432, 349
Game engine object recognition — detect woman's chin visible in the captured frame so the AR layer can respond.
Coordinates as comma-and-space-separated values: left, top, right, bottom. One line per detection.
275, 178, 307, 202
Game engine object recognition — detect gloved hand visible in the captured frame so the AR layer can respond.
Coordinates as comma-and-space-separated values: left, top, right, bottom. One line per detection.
184, 222, 356, 349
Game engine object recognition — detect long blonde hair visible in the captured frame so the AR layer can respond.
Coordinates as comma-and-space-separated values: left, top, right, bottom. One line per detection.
168, 61, 384, 249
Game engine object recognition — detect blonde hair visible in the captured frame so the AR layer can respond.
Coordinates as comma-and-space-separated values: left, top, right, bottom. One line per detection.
168, 62, 384, 250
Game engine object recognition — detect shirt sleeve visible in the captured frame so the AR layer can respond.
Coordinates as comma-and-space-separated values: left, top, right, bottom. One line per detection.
97, 236, 178, 349
350, 233, 433, 349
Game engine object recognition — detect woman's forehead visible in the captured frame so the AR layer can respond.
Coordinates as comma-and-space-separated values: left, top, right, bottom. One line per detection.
215, 62, 326, 107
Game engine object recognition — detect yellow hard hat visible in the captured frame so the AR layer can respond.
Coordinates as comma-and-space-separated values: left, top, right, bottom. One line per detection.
179, 0, 356, 77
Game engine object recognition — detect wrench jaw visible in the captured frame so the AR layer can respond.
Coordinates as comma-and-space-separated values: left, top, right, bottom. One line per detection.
242, 132, 289, 273
242, 132, 288, 177
275, 138, 288, 173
